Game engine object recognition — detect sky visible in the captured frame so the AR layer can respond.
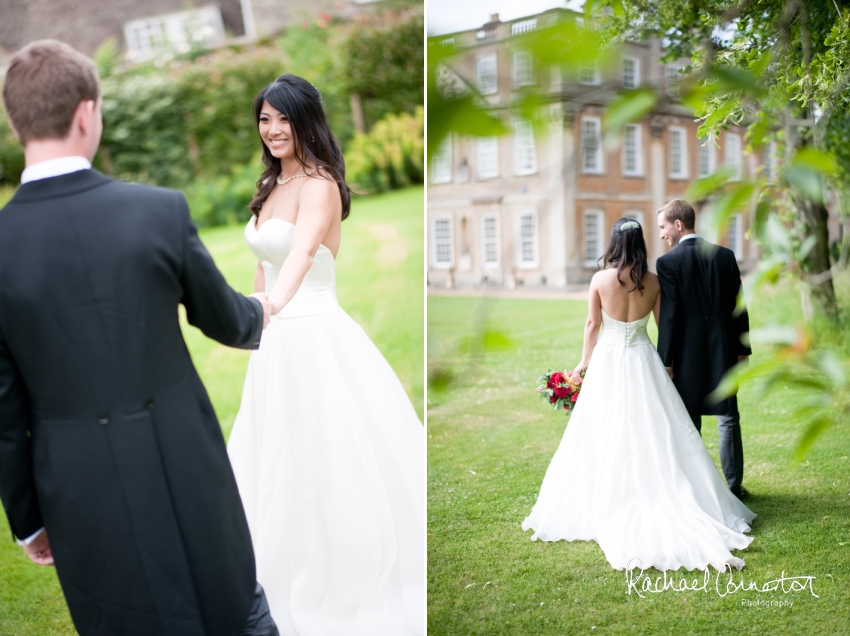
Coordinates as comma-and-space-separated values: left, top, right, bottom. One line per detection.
427, 0, 585, 36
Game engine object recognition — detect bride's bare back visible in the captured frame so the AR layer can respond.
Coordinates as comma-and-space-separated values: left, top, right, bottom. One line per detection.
592, 267, 660, 323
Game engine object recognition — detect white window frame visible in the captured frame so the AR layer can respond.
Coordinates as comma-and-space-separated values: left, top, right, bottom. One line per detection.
477, 136, 499, 179
477, 54, 498, 95
622, 124, 643, 176
579, 60, 600, 85
622, 55, 640, 89
624, 210, 645, 230
513, 119, 537, 176
481, 214, 500, 267
432, 217, 454, 268
513, 51, 533, 87
581, 117, 603, 174
668, 125, 688, 179
698, 136, 715, 178
725, 132, 743, 181
583, 210, 605, 267
430, 134, 452, 184
763, 140, 777, 183
666, 66, 680, 97
517, 212, 539, 269
727, 214, 744, 261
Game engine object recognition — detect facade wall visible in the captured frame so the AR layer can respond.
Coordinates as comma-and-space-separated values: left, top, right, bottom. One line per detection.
428, 9, 761, 290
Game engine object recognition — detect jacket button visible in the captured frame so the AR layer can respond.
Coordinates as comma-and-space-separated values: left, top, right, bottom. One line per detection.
145, 398, 155, 410
98, 414, 109, 425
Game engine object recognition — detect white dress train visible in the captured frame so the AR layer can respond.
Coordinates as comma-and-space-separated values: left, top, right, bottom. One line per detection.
227, 218, 424, 635
522, 310, 755, 572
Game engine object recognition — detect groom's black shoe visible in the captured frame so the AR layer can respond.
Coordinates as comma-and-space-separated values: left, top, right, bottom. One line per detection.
731, 486, 749, 501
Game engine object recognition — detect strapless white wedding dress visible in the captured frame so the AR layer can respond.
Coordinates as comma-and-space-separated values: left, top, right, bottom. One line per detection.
522, 310, 755, 572
227, 218, 424, 635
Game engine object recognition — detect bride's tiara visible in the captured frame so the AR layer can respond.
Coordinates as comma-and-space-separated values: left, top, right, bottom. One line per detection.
618, 220, 641, 232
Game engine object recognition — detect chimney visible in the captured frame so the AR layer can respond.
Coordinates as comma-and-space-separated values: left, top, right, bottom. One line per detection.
490, 13, 500, 22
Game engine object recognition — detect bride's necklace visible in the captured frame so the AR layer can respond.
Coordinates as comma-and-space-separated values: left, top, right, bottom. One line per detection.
276, 167, 318, 186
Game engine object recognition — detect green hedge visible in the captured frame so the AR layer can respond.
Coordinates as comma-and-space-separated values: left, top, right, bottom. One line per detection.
346, 107, 424, 195
0, 6, 424, 200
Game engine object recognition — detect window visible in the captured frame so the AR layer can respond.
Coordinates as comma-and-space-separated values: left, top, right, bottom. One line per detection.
763, 140, 777, 183
622, 56, 640, 89
513, 119, 537, 175
579, 60, 600, 85
624, 210, 645, 230
727, 214, 743, 261
124, 6, 224, 61
668, 126, 688, 179
477, 137, 499, 179
583, 210, 604, 267
667, 66, 681, 97
430, 135, 452, 184
513, 51, 533, 87
477, 54, 497, 94
481, 215, 500, 266
582, 117, 603, 174
432, 217, 454, 267
698, 136, 715, 177
518, 213, 538, 267
725, 133, 743, 181
622, 124, 642, 176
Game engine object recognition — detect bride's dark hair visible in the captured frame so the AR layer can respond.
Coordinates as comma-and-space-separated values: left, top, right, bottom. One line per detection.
601, 218, 648, 295
249, 74, 352, 220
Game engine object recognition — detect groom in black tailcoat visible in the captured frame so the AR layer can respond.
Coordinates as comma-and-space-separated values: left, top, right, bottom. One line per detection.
655, 200, 752, 499
0, 41, 279, 635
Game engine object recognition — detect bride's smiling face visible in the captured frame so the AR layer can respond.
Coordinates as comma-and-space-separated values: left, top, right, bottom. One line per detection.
259, 100, 296, 160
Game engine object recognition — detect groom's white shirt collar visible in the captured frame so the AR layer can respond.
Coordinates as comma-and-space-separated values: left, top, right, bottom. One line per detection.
21, 156, 91, 184
678, 234, 699, 243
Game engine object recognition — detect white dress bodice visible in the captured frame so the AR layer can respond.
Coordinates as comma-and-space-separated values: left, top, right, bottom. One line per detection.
596, 310, 652, 348
245, 217, 339, 319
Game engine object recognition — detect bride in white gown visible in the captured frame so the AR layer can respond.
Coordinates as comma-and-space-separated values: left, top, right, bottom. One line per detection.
227, 75, 424, 635
522, 218, 755, 572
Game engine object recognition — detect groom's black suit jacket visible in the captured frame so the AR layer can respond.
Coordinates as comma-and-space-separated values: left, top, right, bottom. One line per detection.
656, 237, 752, 421
0, 170, 263, 636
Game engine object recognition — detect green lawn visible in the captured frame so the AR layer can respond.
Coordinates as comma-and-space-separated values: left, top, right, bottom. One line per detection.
427, 277, 850, 635
0, 186, 423, 635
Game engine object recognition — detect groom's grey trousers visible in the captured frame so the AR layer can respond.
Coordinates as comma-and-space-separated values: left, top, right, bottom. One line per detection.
237, 584, 279, 636
689, 406, 744, 491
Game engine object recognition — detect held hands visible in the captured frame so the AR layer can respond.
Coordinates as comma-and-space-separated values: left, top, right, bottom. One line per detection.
249, 293, 272, 329
22, 530, 54, 566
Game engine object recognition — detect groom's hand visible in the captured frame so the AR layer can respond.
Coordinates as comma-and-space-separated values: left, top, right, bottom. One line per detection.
22, 530, 54, 566
665, 367, 674, 380
737, 355, 749, 368
249, 293, 271, 330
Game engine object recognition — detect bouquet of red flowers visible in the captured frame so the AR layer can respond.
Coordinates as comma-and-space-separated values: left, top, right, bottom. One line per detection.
538, 368, 586, 414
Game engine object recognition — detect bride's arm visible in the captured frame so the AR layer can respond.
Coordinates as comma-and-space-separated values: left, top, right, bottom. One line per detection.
254, 261, 265, 294
267, 179, 337, 314
652, 286, 661, 330
574, 274, 603, 376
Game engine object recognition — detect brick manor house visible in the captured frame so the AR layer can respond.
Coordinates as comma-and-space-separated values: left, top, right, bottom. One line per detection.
427, 8, 770, 290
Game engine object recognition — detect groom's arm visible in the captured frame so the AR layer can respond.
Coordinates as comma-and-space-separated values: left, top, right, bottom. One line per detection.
655, 256, 680, 368
0, 328, 43, 543
175, 193, 266, 349
730, 259, 752, 357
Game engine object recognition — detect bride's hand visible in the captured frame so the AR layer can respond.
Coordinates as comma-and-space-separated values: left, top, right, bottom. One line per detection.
268, 294, 286, 316
570, 367, 585, 385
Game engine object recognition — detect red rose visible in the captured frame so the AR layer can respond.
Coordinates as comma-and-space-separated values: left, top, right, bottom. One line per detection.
563, 403, 569, 410
550, 372, 566, 385
554, 386, 570, 399
570, 392, 579, 402
549, 394, 557, 404
546, 380, 555, 389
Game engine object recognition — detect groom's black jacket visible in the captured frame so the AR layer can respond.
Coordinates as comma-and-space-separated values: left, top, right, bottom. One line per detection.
656, 237, 751, 421
0, 170, 263, 636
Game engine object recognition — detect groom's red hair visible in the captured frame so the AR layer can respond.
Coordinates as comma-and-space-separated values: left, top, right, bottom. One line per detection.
3, 39, 99, 145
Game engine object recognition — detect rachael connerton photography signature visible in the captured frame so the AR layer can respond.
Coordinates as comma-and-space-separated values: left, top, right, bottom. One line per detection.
625, 558, 818, 599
